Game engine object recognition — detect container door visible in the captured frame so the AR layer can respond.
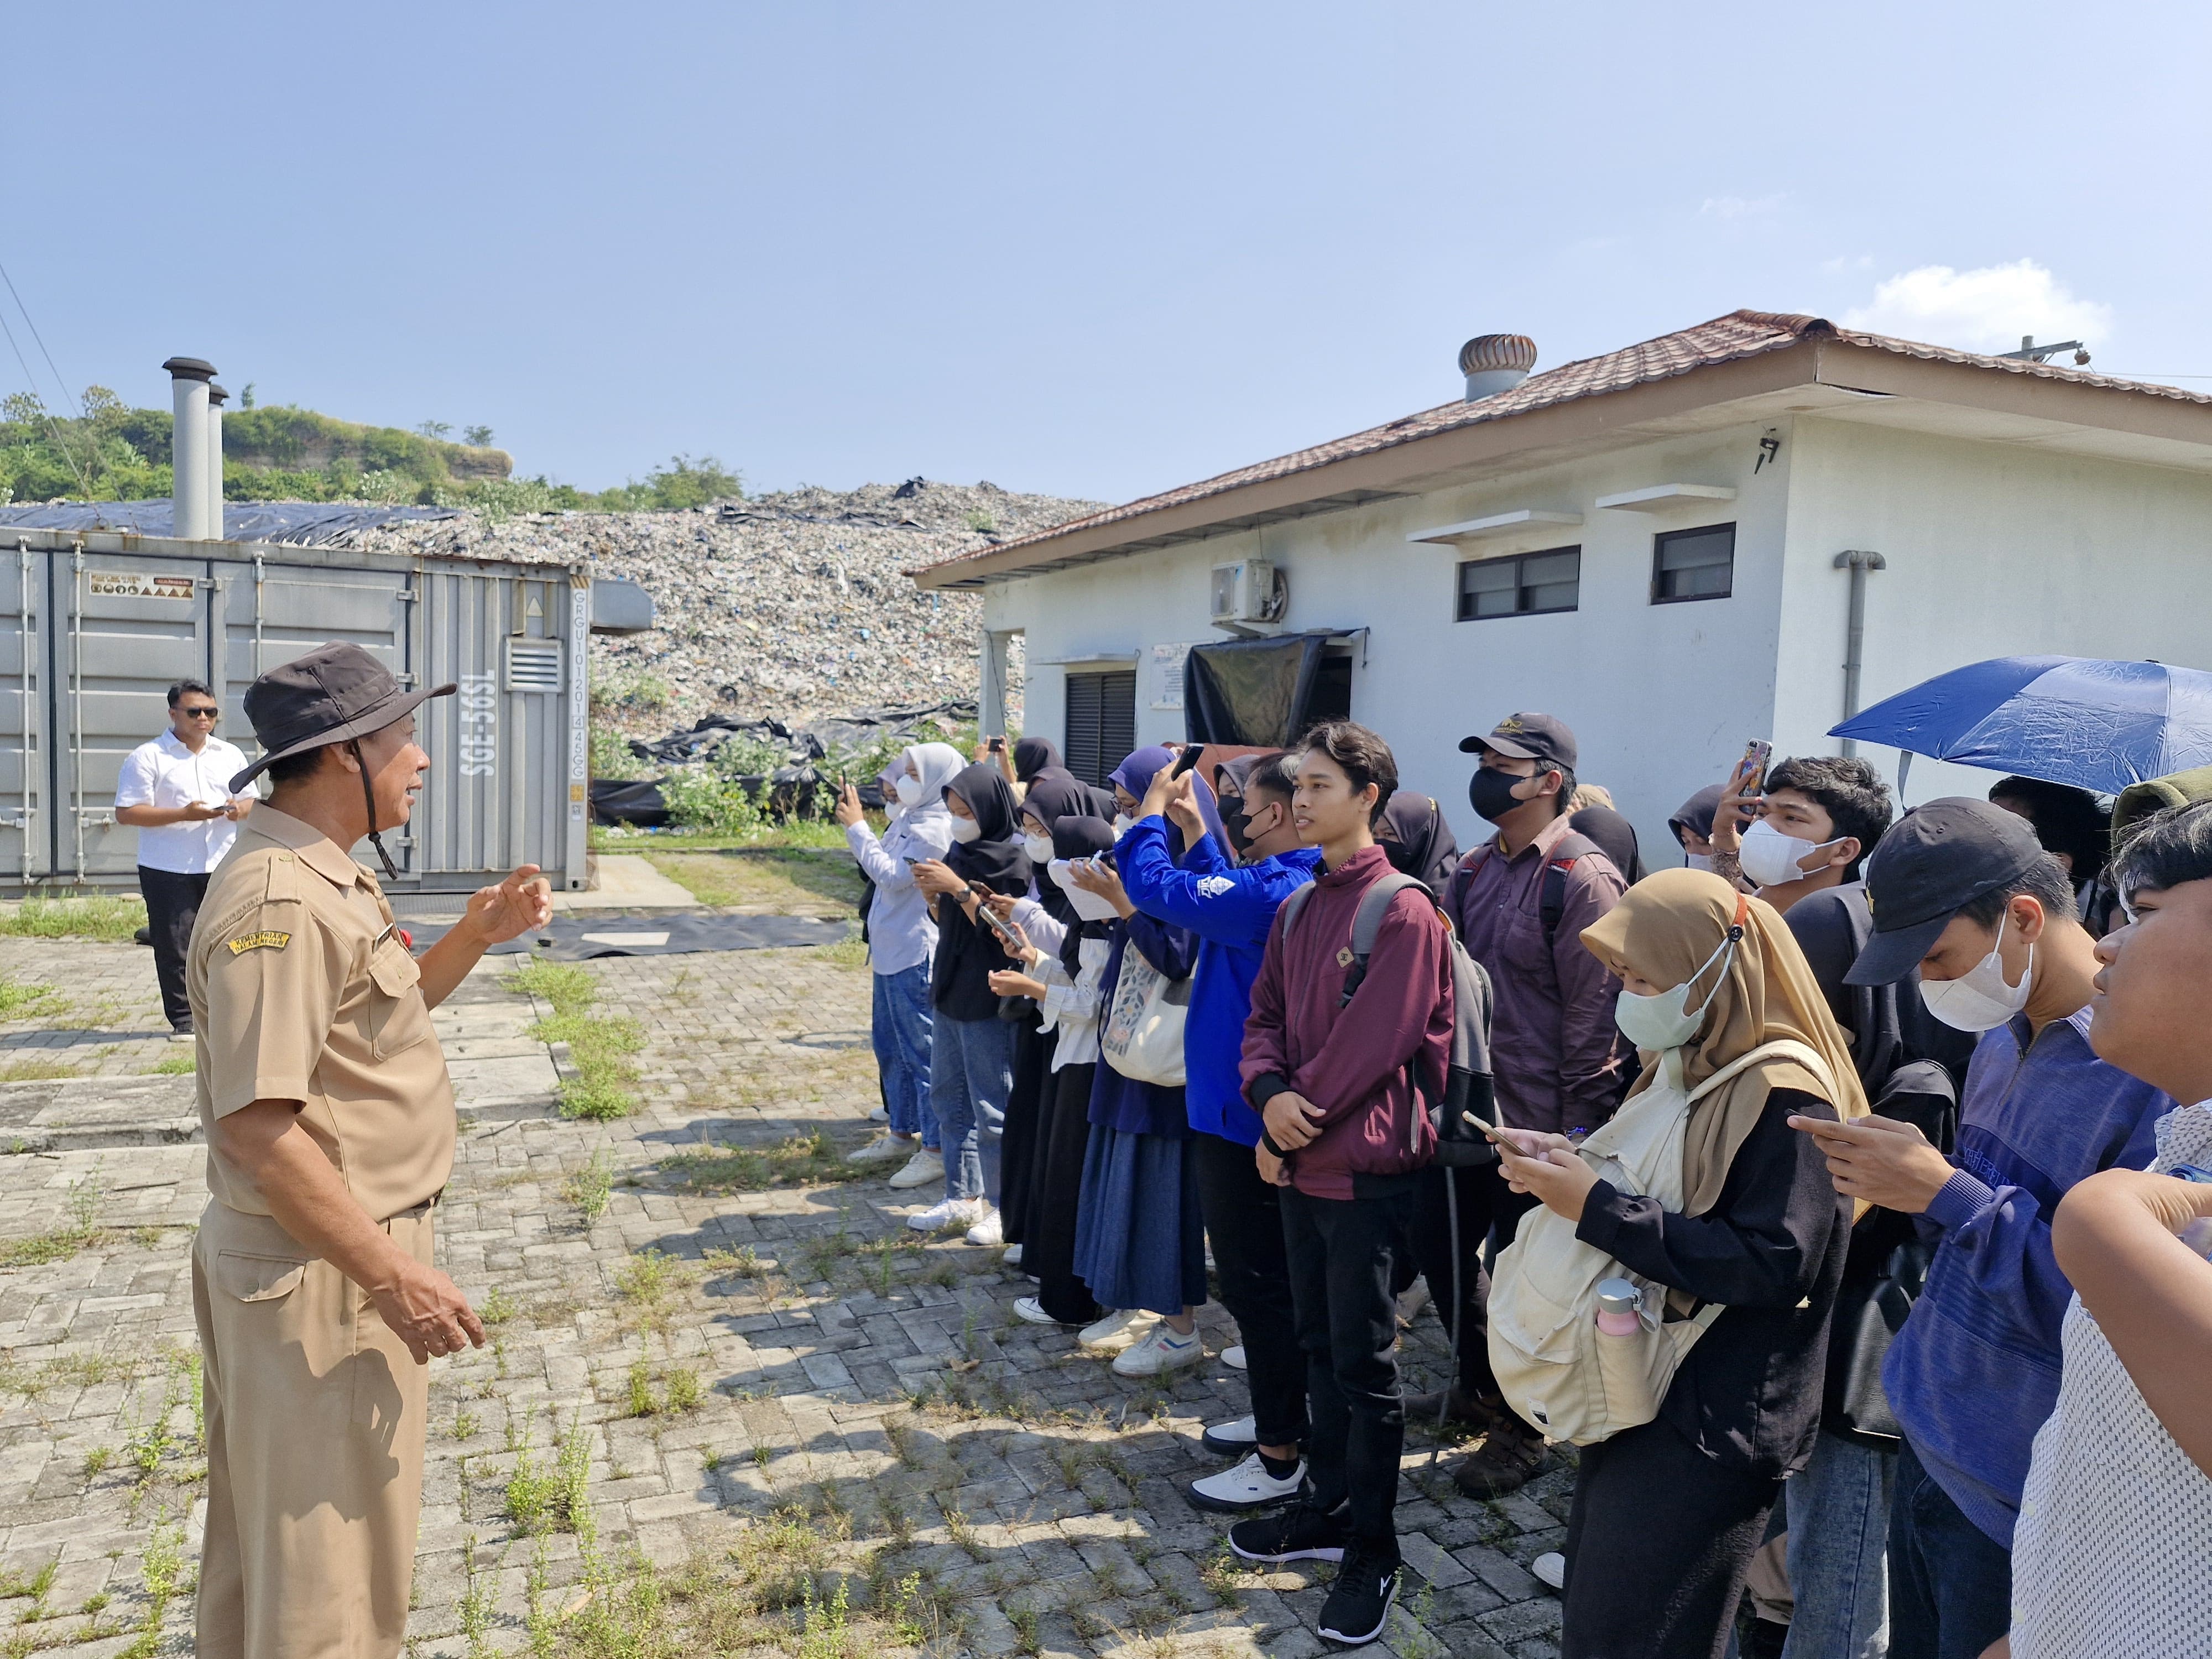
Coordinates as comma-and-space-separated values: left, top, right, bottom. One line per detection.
60, 549, 217, 879
0, 544, 50, 881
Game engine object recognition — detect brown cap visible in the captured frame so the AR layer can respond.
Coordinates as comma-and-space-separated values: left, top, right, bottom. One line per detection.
229, 643, 455, 793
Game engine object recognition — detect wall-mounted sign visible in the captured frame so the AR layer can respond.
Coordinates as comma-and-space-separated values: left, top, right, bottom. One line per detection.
1150, 642, 1192, 710
90, 572, 195, 602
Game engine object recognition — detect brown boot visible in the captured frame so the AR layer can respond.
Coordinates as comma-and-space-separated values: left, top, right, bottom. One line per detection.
1448, 1412, 1551, 1498
1401, 1385, 1498, 1430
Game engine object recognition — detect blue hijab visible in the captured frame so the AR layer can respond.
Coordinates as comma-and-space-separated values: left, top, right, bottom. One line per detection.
1109, 745, 1229, 858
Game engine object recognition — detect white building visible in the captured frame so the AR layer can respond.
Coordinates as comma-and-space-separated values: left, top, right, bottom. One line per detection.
912, 310, 2212, 858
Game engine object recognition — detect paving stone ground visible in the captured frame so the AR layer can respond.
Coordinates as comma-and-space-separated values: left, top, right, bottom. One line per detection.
0, 931, 1571, 1657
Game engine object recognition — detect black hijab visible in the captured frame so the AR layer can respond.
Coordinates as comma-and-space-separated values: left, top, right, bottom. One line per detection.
1019, 771, 1109, 930
1378, 791, 1462, 898
943, 762, 1030, 893
1013, 737, 1062, 784
1569, 804, 1646, 884
1053, 817, 1118, 979
1670, 784, 1726, 851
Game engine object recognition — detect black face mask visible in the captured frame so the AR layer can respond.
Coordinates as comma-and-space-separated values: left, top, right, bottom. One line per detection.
1468, 767, 1532, 825
1227, 797, 1280, 860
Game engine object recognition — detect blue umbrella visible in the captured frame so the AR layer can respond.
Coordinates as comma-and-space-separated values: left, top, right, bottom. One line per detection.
1829, 655, 2212, 796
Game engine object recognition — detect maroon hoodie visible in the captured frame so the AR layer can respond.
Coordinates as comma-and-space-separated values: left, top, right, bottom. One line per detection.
1240, 843, 1453, 1199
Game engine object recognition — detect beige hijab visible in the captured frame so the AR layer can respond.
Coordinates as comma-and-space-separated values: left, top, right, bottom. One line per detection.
1580, 867, 1868, 1217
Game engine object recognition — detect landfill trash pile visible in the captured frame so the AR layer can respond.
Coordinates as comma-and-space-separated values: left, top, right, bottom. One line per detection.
360, 477, 1100, 735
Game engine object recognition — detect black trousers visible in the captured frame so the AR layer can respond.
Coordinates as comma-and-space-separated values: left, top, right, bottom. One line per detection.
1021, 1062, 1102, 1325
139, 866, 210, 1031
1000, 1009, 1049, 1244
1192, 1133, 1308, 1449
1409, 1159, 1540, 1402
1559, 1417, 1781, 1659
1281, 1182, 1416, 1541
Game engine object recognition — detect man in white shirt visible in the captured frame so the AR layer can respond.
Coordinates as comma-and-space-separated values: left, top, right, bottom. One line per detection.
114, 679, 257, 1034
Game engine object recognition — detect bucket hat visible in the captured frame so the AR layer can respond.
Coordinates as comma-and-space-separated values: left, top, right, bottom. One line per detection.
228, 642, 455, 794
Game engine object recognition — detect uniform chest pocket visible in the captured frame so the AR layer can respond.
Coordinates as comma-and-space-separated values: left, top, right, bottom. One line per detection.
367, 936, 434, 1060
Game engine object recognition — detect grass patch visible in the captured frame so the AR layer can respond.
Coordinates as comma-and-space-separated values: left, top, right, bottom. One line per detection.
0, 1056, 85, 1082
0, 895, 149, 941
0, 971, 61, 1018
149, 1052, 196, 1074
561, 1149, 617, 1224
636, 848, 864, 914
593, 820, 855, 854
814, 935, 870, 971
662, 1130, 869, 1193
508, 959, 645, 1120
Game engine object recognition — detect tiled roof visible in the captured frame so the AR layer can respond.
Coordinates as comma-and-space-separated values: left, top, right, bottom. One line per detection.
919, 309, 2212, 580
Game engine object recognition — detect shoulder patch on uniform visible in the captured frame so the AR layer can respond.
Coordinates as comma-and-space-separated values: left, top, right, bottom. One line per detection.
226, 930, 292, 956
1196, 875, 1235, 899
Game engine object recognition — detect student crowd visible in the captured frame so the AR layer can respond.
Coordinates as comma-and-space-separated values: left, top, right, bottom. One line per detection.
832, 717, 2212, 1658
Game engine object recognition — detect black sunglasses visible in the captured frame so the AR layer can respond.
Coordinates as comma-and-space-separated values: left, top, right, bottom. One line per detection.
178, 706, 220, 718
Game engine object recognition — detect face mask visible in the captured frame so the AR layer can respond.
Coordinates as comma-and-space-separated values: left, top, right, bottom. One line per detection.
947, 817, 981, 844
1228, 800, 1277, 859
1469, 767, 1532, 824
1113, 813, 1133, 836
894, 774, 925, 807
1918, 912, 2034, 1031
1683, 852, 1714, 873
1021, 833, 1053, 864
1614, 922, 1741, 1052
1738, 818, 1840, 889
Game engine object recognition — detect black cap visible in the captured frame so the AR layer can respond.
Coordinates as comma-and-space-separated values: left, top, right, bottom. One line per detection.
1459, 711, 1577, 771
228, 642, 456, 794
1845, 797, 2047, 985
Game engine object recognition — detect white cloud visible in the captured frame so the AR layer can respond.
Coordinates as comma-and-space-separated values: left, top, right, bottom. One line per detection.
1699, 193, 1786, 220
1841, 259, 2113, 352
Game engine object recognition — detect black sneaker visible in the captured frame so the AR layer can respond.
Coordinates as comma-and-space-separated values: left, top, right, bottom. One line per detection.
1317, 1535, 1402, 1646
1228, 1500, 1349, 1564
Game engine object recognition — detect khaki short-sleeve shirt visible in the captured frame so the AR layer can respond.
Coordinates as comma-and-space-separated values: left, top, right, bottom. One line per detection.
186, 805, 455, 1221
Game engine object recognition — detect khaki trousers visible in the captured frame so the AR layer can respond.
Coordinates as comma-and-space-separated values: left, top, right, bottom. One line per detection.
192, 1200, 434, 1659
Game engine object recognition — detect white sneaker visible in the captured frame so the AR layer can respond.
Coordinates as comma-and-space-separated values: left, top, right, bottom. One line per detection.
1222, 1344, 1248, 1371
1396, 1278, 1430, 1326
1113, 1324, 1204, 1378
845, 1134, 914, 1166
963, 1209, 1004, 1248
1078, 1308, 1154, 1352
887, 1148, 944, 1190
1014, 1296, 1062, 1326
1002, 1243, 1023, 1266
906, 1196, 989, 1234
1531, 1551, 1566, 1593
1202, 1416, 1259, 1455
1187, 1451, 1305, 1513
868, 1103, 889, 1122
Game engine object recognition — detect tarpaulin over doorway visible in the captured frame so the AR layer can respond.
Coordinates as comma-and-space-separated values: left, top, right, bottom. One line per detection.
1183, 634, 1329, 747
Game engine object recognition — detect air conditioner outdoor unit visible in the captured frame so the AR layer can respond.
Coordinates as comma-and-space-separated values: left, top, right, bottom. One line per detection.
1210, 558, 1286, 625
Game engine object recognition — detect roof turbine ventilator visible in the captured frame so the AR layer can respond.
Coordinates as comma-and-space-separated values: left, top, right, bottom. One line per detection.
1459, 333, 1537, 401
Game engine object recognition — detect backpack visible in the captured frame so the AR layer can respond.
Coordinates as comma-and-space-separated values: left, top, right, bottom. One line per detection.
1277, 870, 1499, 1167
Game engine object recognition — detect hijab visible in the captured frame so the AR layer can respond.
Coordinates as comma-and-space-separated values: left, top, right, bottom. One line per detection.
902, 742, 966, 817
1570, 804, 1646, 885
1579, 867, 1868, 1217
1379, 791, 1462, 898
1052, 818, 1118, 979
1013, 737, 1063, 784
942, 761, 1030, 893
1019, 771, 1110, 930
1109, 745, 1228, 857
1669, 784, 1728, 852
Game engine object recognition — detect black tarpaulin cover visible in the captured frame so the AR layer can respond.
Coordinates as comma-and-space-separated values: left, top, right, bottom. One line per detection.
1184, 634, 1328, 747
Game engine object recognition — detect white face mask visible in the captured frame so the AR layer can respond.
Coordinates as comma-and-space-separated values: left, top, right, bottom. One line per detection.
894, 774, 925, 807
1918, 912, 2034, 1031
1683, 852, 1715, 873
947, 816, 981, 844
1738, 817, 1841, 890
1614, 928, 1739, 1052
1112, 813, 1133, 836
1021, 832, 1053, 864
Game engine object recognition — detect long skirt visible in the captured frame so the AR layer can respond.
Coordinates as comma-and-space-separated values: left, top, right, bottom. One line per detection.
1071, 1123, 1207, 1318
1021, 1063, 1103, 1324
999, 1008, 1050, 1244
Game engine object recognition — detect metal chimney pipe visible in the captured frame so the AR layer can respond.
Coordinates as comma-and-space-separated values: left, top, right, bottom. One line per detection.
1833, 549, 1888, 757
205, 383, 227, 541
163, 356, 216, 540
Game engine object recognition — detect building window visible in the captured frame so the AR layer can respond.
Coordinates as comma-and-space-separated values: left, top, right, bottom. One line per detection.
1652, 523, 1735, 603
1065, 669, 1137, 786
1455, 546, 1580, 621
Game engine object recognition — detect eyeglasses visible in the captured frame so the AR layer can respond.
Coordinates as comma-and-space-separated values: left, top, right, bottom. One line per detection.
178, 707, 219, 719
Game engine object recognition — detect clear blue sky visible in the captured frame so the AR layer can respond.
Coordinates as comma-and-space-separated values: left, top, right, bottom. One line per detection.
7, 2, 2207, 503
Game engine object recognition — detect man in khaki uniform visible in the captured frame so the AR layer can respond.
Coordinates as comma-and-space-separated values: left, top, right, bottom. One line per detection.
188, 642, 552, 1658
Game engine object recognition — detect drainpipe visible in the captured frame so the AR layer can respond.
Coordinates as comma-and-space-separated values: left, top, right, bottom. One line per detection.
205, 383, 228, 541
162, 356, 216, 540
1832, 550, 1887, 758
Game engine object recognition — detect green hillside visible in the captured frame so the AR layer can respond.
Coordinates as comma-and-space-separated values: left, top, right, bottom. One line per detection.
0, 387, 742, 515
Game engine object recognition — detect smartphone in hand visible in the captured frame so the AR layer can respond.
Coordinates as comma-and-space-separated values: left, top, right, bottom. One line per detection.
1171, 743, 1206, 779
1739, 738, 1774, 795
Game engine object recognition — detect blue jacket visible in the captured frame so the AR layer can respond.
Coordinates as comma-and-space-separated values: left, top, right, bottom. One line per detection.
1115, 815, 1321, 1146
1883, 1004, 2168, 1546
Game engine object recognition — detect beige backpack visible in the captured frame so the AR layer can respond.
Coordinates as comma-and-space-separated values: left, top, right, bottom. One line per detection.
1484, 1039, 1837, 1447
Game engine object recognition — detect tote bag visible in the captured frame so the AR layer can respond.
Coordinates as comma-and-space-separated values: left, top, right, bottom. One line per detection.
1099, 941, 1190, 1088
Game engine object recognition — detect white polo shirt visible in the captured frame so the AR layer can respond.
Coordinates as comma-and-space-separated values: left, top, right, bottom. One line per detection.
114, 728, 258, 874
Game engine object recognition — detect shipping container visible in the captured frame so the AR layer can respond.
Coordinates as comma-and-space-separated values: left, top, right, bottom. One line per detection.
0, 525, 595, 893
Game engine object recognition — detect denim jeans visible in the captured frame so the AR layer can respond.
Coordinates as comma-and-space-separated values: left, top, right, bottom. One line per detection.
871, 966, 937, 1148
1783, 1431, 1895, 1659
1887, 1437, 2011, 1659
930, 1013, 1012, 1205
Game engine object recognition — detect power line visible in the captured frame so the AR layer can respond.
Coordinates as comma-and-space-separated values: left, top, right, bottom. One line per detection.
0, 260, 80, 415
0, 260, 97, 496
